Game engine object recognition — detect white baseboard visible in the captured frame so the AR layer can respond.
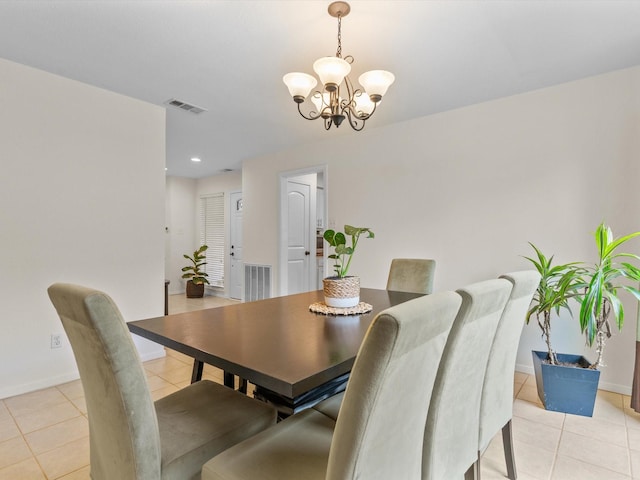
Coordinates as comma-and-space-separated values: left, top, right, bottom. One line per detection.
0, 371, 81, 400
1, 348, 167, 400
138, 349, 166, 362
515, 363, 632, 396
515, 362, 534, 376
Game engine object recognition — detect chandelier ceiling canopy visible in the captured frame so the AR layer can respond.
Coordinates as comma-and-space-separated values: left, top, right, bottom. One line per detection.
283, 1, 395, 131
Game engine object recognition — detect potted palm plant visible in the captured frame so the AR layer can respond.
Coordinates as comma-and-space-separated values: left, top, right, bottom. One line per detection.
524, 243, 583, 365
182, 245, 210, 298
576, 222, 640, 368
525, 222, 640, 416
323, 225, 374, 307
524, 243, 596, 415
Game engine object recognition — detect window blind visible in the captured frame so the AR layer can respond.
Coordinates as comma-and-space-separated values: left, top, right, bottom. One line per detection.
200, 193, 225, 288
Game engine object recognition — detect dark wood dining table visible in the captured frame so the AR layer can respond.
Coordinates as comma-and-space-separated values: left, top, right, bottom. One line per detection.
128, 288, 422, 415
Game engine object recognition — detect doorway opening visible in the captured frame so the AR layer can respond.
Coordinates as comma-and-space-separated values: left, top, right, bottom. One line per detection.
279, 166, 327, 296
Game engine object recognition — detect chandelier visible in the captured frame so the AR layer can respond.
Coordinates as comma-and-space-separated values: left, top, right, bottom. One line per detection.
282, 1, 395, 131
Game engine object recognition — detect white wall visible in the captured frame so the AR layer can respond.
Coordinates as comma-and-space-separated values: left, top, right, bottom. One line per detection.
0, 58, 166, 399
241, 66, 640, 394
165, 176, 197, 294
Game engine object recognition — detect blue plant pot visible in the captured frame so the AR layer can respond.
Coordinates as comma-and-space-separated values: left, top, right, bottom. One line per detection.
531, 350, 600, 417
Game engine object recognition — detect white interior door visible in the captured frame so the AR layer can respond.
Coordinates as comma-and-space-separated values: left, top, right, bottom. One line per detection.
286, 174, 316, 295
229, 191, 243, 300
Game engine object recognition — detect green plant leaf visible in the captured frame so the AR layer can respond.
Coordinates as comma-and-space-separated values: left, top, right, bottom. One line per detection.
323, 226, 375, 277
622, 285, 640, 302
323, 229, 337, 246
603, 230, 640, 258
608, 293, 624, 330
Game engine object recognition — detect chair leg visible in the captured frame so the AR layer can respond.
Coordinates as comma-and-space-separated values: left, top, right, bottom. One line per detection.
501, 419, 517, 480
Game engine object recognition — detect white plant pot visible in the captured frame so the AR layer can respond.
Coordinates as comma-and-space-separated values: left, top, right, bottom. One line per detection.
323, 276, 360, 308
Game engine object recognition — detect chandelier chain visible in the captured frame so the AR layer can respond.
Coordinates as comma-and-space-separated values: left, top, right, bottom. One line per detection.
336, 14, 342, 58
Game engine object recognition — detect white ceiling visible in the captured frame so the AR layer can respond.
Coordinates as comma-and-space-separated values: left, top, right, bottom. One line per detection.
2, 1, 640, 178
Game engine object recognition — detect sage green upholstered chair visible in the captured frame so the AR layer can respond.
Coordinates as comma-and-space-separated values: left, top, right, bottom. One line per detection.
386, 258, 436, 294
47, 283, 277, 480
201, 290, 463, 480
313, 257, 437, 422
423, 278, 512, 480
475, 271, 540, 480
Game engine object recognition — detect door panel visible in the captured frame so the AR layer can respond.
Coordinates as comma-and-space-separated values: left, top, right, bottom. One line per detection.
229, 192, 243, 300
287, 182, 310, 294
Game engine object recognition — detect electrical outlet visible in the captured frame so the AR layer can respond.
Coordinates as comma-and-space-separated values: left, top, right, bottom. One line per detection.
51, 334, 62, 349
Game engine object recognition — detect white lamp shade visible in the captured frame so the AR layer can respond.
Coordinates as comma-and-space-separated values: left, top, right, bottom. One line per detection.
354, 92, 375, 116
313, 57, 351, 88
283, 72, 318, 99
358, 70, 395, 100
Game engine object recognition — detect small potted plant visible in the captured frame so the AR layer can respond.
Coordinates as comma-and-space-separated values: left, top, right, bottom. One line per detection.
182, 245, 210, 298
323, 225, 374, 307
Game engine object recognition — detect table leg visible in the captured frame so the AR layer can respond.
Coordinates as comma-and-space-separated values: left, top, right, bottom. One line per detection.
191, 360, 204, 384
239, 378, 248, 394
224, 371, 235, 388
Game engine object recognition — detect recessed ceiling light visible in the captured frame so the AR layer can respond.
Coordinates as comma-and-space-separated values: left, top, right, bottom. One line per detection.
191, 157, 201, 162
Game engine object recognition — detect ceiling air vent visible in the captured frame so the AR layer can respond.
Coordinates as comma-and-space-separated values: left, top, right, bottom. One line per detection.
164, 98, 207, 114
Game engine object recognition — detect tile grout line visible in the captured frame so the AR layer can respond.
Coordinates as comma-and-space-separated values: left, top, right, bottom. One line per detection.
2, 396, 50, 479
548, 413, 566, 480
624, 399, 635, 479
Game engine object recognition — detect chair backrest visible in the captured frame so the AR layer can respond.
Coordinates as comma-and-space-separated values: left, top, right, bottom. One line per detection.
48, 283, 161, 480
422, 278, 512, 479
326, 290, 462, 480
386, 258, 436, 294
478, 271, 540, 451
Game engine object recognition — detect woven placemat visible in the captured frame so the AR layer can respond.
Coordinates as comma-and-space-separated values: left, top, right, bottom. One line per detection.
309, 302, 373, 316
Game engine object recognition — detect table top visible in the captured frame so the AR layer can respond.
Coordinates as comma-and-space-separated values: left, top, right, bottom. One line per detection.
128, 288, 422, 399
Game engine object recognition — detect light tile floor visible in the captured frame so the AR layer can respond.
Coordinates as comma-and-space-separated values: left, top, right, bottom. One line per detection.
2, 294, 640, 479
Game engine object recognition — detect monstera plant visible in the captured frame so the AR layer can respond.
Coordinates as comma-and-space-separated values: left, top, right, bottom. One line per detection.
322, 225, 374, 308
323, 225, 375, 278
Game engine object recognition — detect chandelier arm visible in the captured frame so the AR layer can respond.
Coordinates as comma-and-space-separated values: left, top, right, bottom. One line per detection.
344, 109, 366, 131
369, 100, 378, 116
343, 73, 355, 103
348, 99, 378, 121
297, 102, 323, 121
